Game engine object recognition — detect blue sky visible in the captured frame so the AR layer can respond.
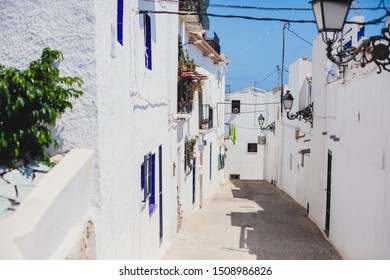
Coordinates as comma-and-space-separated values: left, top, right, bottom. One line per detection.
207, 0, 388, 92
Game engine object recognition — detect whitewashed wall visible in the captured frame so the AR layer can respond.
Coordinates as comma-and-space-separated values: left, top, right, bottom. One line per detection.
279, 59, 313, 208
0, 0, 99, 176
173, 21, 227, 222
307, 34, 390, 259
0, 149, 94, 259
276, 34, 390, 259
263, 88, 282, 184
224, 88, 266, 180
94, 0, 178, 259
0, 0, 178, 260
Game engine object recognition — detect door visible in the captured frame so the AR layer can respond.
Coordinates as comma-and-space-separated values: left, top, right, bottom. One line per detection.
199, 153, 204, 208
325, 150, 332, 236
192, 157, 196, 204
158, 145, 163, 241
176, 147, 182, 232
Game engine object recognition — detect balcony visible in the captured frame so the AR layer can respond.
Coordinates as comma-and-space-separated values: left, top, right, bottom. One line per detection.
205, 32, 221, 55
179, 0, 201, 12
189, 32, 223, 64
179, 0, 209, 31
199, 104, 213, 131
178, 77, 196, 114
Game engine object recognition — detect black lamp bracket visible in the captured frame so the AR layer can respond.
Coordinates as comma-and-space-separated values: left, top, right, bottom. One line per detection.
260, 121, 276, 134
286, 103, 314, 127
323, 19, 390, 74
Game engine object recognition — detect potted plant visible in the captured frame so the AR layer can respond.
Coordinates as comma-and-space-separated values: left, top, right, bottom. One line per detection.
201, 118, 208, 130
188, 138, 197, 160
188, 79, 202, 92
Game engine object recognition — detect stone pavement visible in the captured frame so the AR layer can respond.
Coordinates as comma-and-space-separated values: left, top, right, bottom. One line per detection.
163, 179, 341, 260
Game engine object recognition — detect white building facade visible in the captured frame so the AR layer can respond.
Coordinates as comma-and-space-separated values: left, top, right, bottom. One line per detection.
175, 5, 228, 221
0, 0, 227, 259
269, 32, 390, 259
224, 88, 276, 180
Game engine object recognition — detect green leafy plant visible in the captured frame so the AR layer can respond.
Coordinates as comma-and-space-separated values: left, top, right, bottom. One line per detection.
188, 138, 197, 160
0, 47, 83, 166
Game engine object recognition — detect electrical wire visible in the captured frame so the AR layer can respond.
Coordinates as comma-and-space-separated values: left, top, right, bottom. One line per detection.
218, 101, 280, 106
143, 0, 388, 12
138, 10, 388, 25
254, 69, 279, 86
286, 25, 313, 46
138, 10, 315, 23
225, 111, 266, 115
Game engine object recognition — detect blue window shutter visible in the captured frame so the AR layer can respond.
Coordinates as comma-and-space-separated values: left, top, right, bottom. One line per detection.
151, 153, 156, 204
143, 155, 148, 201
144, 14, 152, 70
117, 0, 124, 45
141, 163, 145, 190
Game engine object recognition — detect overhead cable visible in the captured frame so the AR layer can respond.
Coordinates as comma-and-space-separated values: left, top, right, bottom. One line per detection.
137, 10, 388, 26
143, 1, 387, 11
286, 25, 313, 46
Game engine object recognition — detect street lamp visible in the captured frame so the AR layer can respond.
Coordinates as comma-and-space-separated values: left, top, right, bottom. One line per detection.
257, 114, 275, 133
310, 0, 390, 74
281, 91, 313, 126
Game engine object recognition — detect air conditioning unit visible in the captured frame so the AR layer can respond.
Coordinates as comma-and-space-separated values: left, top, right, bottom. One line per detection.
258, 135, 266, 145
232, 107, 239, 114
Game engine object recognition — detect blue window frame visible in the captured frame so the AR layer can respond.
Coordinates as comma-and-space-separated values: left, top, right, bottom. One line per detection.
150, 153, 156, 214
117, 0, 124, 45
144, 13, 152, 70
141, 153, 156, 215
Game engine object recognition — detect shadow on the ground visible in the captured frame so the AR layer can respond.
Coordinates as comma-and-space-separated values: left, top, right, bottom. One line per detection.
228, 179, 341, 260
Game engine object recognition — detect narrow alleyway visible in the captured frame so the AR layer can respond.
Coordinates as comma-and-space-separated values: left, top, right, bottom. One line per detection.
163, 180, 341, 260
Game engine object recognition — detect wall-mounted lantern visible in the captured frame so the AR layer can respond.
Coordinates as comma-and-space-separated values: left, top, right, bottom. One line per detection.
281, 91, 313, 127
310, 0, 390, 74
257, 114, 275, 134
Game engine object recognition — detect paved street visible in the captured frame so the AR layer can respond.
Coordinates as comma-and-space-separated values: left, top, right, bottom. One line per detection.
163, 180, 341, 260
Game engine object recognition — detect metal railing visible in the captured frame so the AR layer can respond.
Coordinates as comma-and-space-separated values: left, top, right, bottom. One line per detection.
179, 0, 201, 12
205, 32, 221, 55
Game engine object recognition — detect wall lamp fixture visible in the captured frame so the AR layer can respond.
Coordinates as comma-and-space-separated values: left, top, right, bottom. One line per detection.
281, 91, 313, 127
311, 0, 390, 74
257, 114, 275, 134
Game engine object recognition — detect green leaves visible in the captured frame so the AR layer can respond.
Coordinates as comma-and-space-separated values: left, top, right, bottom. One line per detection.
0, 47, 84, 165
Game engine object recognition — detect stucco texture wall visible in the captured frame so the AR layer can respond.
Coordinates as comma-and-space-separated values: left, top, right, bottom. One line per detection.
309, 35, 390, 259
0, 0, 98, 153
224, 89, 266, 180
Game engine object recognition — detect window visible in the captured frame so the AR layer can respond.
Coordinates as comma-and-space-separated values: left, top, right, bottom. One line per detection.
247, 143, 257, 153
208, 106, 214, 129
209, 143, 212, 180
141, 153, 156, 215
144, 13, 152, 70
178, 78, 193, 114
299, 149, 310, 167
218, 147, 225, 170
117, 0, 124, 45
224, 123, 231, 139
231, 100, 240, 114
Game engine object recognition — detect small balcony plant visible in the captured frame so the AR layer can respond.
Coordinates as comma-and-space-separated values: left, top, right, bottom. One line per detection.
201, 118, 208, 130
